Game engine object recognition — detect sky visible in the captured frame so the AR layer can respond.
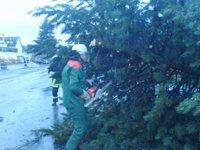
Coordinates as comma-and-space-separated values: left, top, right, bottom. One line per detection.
0, 0, 149, 46
0, 0, 67, 46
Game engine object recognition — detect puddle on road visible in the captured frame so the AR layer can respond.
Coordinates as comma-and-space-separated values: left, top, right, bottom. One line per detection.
12, 104, 66, 150
0, 94, 8, 105
0, 100, 7, 105
42, 86, 64, 124
0, 116, 3, 122
28, 87, 38, 92
41, 74, 49, 77
2, 104, 67, 150
43, 86, 52, 92
52, 105, 63, 123
42, 86, 52, 96
0, 85, 65, 150
29, 87, 37, 90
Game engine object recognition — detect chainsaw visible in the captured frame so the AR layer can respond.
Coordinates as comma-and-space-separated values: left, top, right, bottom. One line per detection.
84, 80, 112, 107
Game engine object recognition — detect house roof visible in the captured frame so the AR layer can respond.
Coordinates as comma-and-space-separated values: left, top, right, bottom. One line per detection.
4, 37, 23, 47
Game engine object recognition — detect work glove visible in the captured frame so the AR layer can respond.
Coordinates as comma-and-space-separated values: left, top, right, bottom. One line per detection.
80, 86, 100, 107
80, 90, 90, 101
49, 71, 55, 78
49, 71, 55, 75
84, 85, 102, 107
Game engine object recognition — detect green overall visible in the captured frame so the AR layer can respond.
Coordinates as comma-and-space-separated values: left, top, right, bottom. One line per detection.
62, 59, 91, 150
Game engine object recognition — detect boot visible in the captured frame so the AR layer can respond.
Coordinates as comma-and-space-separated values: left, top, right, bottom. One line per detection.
52, 99, 58, 106
52, 101, 57, 106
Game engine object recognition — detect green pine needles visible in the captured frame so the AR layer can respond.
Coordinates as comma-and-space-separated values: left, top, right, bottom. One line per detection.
30, 0, 200, 149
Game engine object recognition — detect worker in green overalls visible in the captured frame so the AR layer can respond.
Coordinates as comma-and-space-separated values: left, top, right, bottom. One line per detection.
62, 44, 91, 150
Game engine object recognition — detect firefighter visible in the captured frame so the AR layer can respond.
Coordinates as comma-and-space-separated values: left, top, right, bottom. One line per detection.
48, 56, 62, 106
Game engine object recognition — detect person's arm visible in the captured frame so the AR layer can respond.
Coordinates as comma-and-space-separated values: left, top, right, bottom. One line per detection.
69, 68, 90, 101
69, 68, 84, 96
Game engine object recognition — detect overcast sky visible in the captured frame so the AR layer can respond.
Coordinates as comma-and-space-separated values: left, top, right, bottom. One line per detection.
0, 0, 67, 46
0, 0, 149, 46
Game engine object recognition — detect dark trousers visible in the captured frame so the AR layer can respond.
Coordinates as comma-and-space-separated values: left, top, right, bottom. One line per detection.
65, 107, 91, 150
52, 87, 59, 102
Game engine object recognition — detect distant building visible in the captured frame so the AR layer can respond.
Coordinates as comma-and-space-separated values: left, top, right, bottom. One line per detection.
0, 37, 23, 54
31, 53, 46, 63
0, 36, 32, 64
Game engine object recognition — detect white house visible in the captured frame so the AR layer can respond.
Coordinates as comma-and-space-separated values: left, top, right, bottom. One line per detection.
4, 37, 23, 54
0, 37, 32, 63
0, 42, 7, 48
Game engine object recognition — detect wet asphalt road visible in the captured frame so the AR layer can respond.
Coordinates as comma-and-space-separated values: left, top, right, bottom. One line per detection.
0, 67, 66, 150
0, 66, 48, 81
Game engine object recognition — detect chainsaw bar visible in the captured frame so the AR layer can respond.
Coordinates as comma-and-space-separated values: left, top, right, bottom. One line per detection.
101, 81, 112, 92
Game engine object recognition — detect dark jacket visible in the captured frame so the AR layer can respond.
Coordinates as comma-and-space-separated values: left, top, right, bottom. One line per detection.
62, 59, 87, 108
